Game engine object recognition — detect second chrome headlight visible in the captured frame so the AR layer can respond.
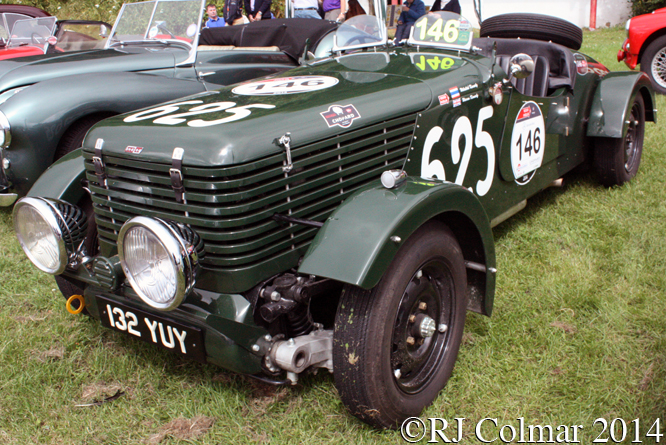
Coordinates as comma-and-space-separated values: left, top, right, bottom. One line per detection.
118, 217, 199, 311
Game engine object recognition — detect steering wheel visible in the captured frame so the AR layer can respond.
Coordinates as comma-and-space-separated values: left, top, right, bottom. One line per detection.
157, 23, 175, 39
31, 33, 45, 45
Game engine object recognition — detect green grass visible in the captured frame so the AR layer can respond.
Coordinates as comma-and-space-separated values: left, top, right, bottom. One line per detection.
1, 26, 665, 444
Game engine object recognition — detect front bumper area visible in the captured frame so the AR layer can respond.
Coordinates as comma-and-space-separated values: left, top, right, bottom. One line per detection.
76, 279, 270, 376
618, 39, 639, 69
0, 154, 16, 206
0, 191, 18, 206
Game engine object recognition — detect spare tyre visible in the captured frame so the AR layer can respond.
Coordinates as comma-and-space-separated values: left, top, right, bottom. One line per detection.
480, 13, 583, 50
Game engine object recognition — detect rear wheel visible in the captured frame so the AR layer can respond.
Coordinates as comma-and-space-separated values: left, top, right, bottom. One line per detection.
332, 222, 467, 428
480, 13, 583, 50
593, 94, 645, 187
640, 35, 666, 95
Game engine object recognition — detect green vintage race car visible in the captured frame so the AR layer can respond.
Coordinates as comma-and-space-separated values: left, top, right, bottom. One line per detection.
13, 4, 655, 429
0, 0, 337, 206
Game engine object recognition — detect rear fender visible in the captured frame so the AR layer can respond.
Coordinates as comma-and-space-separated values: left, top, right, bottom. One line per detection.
586, 71, 656, 139
298, 178, 497, 316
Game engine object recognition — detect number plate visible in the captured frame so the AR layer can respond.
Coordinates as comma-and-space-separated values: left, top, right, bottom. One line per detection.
97, 296, 206, 363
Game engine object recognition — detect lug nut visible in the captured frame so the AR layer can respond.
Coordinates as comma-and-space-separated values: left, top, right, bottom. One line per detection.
438, 324, 448, 333
416, 270, 423, 279
406, 336, 415, 346
394, 369, 402, 379
419, 302, 427, 311
251, 344, 260, 352
270, 291, 281, 301
409, 315, 416, 323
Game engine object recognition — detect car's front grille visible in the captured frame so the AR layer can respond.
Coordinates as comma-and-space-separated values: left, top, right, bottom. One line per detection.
83, 114, 416, 293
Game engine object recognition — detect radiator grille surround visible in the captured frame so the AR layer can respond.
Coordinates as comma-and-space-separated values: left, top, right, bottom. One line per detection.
83, 114, 416, 293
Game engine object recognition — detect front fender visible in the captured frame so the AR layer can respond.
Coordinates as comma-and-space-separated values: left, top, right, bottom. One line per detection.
2, 72, 205, 197
586, 71, 656, 139
26, 149, 86, 205
299, 178, 497, 315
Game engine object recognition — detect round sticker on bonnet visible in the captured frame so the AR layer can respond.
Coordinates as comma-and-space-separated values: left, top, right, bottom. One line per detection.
511, 101, 545, 182
232, 76, 339, 96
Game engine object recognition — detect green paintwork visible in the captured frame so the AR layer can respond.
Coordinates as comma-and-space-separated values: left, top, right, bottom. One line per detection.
84, 65, 431, 167
26, 148, 88, 204
20, 12, 657, 376
586, 71, 656, 138
0, 32, 301, 200
83, 284, 266, 374
298, 178, 496, 315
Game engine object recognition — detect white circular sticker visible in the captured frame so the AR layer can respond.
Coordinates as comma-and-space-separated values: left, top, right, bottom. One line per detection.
510, 101, 545, 180
148, 26, 158, 38
232, 76, 339, 96
186, 23, 197, 37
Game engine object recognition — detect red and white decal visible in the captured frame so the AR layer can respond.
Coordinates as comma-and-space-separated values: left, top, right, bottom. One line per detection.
320, 104, 361, 128
510, 101, 545, 183
438, 93, 450, 106
125, 146, 144, 154
574, 54, 589, 75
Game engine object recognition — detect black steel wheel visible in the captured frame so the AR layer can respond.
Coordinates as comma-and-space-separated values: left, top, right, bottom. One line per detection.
332, 222, 467, 429
594, 94, 645, 187
480, 13, 583, 50
640, 35, 666, 95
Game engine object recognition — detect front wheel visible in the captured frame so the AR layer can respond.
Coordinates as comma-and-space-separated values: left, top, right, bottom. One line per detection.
332, 222, 467, 428
593, 94, 645, 187
640, 35, 666, 95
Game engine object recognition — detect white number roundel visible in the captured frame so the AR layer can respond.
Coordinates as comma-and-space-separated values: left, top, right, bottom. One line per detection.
510, 101, 545, 179
232, 76, 338, 96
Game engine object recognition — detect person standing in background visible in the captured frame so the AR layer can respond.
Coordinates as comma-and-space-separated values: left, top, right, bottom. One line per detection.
205, 4, 226, 27
322, 0, 347, 22
245, 0, 272, 21
430, 0, 460, 14
393, 0, 425, 42
224, 0, 245, 25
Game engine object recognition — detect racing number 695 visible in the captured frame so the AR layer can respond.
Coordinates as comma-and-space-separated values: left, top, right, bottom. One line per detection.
421, 106, 495, 196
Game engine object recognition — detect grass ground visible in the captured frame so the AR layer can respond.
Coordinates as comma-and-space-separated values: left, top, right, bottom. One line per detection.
0, 23, 664, 445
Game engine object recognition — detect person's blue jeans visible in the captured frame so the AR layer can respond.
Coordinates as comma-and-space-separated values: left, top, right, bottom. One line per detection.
295, 9, 321, 19
394, 22, 414, 42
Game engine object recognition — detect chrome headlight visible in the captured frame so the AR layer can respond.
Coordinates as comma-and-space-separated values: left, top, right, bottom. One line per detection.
0, 111, 10, 149
13, 198, 68, 274
118, 217, 200, 311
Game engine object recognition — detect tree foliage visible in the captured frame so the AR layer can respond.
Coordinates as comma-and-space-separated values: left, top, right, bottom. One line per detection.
629, 0, 666, 17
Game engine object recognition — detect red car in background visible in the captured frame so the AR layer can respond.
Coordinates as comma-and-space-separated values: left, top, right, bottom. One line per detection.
0, 5, 51, 40
618, 7, 666, 94
0, 17, 111, 61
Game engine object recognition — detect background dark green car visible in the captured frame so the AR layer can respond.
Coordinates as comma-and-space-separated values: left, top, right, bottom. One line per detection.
0, 0, 336, 206
14, 4, 655, 429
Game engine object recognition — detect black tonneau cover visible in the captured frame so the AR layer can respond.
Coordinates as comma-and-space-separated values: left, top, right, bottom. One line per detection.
199, 18, 338, 61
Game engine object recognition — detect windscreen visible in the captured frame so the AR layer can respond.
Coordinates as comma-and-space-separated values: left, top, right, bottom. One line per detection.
7, 17, 57, 47
108, 0, 200, 47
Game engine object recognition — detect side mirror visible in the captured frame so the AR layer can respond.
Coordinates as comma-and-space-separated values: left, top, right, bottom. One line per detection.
509, 53, 535, 79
